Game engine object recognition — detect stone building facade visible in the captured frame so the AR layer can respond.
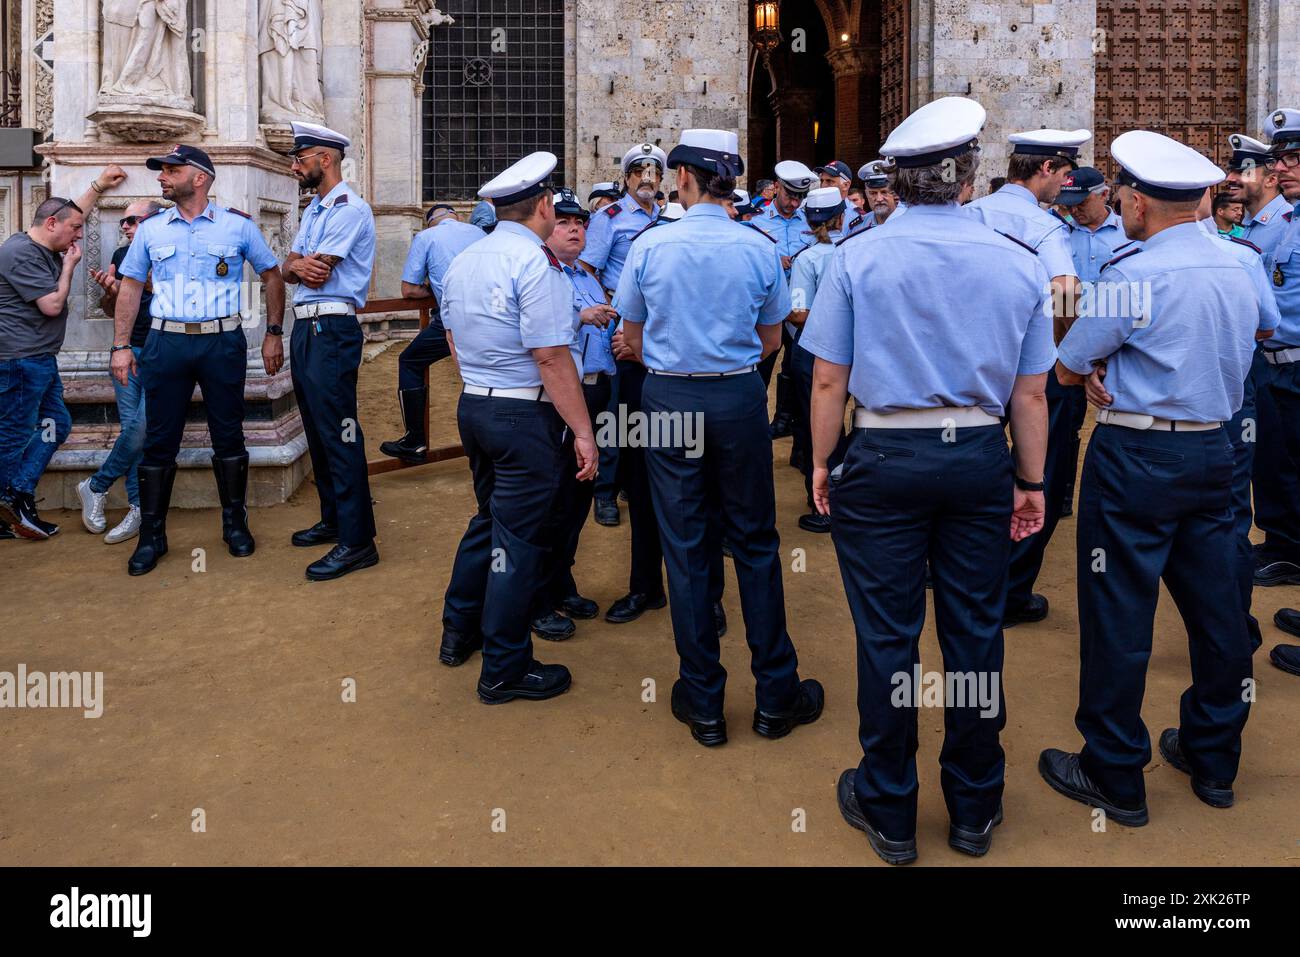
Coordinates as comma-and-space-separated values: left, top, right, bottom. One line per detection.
1, 0, 1296, 507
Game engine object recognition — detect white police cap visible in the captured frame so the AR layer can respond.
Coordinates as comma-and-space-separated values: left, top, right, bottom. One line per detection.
622, 143, 668, 175
659, 202, 686, 222
290, 121, 351, 155
858, 160, 890, 186
1227, 133, 1273, 171
478, 151, 557, 204
1008, 128, 1092, 163
667, 130, 743, 178
1110, 130, 1224, 201
1268, 108, 1300, 153
773, 160, 817, 194
804, 186, 846, 224
880, 97, 986, 168
588, 181, 620, 200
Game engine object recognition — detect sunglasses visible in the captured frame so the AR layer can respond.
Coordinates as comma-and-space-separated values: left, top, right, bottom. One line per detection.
119, 215, 143, 228
50, 197, 82, 218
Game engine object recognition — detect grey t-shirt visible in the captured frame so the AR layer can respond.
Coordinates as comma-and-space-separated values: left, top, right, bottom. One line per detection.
0, 232, 66, 361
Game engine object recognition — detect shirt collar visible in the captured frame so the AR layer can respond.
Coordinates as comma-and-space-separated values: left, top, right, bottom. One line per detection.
767, 204, 804, 221
895, 202, 962, 217
166, 202, 217, 224
493, 220, 542, 242
313, 181, 351, 210
683, 203, 731, 221
1090, 208, 1123, 233
999, 183, 1042, 208
621, 193, 658, 219
1244, 192, 1290, 226
1145, 220, 1205, 250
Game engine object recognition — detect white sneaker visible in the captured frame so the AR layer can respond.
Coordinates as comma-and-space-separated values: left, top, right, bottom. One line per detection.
77, 478, 107, 533
104, 505, 141, 544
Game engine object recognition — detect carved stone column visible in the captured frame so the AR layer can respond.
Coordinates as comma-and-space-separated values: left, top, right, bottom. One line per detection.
825, 43, 880, 165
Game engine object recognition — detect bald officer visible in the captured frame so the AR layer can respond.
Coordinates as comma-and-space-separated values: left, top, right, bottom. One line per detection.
277, 122, 379, 581
616, 129, 823, 749
439, 152, 596, 704
1040, 131, 1259, 825
804, 98, 1052, 864
111, 145, 285, 576
965, 128, 1086, 628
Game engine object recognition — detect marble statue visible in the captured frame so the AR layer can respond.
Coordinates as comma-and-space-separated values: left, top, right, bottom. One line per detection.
100, 0, 191, 104
259, 0, 325, 123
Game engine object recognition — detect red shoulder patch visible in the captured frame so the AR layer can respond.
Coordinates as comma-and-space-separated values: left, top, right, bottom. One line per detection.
1285, 211, 1294, 222
1228, 235, 1262, 255
227, 207, 252, 219
540, 243, 562, 270
605, 204, 622, 217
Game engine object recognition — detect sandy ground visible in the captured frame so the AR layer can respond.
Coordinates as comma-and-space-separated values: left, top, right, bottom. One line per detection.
2, 348, 1298, 867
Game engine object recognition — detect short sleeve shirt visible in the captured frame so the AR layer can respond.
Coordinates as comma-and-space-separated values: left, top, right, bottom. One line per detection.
0, 232, 66, 361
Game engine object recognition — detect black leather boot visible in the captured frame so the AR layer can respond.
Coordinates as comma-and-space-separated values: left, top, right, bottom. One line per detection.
379, 387, 429, 464
128, 464, 177, 576
211, 453, 255, 557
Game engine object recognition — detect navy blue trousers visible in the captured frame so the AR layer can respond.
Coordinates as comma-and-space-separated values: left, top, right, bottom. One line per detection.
290, 315, 375, 547
1075, 424, 1251, 806
1227, 372, 1261, 651
396, 314, 450, 392
138, 327, 247, 468
1251, 351, 1300, 557
641, 371, 799, 717
617, 360, 665, 597
443, 394, 568, 686
1006, 375, 1078, 609
790, 338, 847, 505
830, 425, 1012, 838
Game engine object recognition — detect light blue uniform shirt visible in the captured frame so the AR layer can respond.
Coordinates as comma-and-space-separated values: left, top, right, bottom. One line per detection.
788, 241, 836, 319
1265, 201, 1300, 347
1068, 208, 1129, 283
580, 193, 659, 293
440, 220, 579, 388
1241, 192, 1292, 259
801, 203, 1055, 417
964, 182, 1077, 279
565, 263, 615, 375
290, 181, 376, 310
120, 202, 279, 321
613, 203, 790, 373
1058, 221, 1260, 422
401, 220, 486, 302
757, 203, 815, 273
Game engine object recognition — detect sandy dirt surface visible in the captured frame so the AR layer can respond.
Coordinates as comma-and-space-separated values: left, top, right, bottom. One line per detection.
2, 349, 1298, 866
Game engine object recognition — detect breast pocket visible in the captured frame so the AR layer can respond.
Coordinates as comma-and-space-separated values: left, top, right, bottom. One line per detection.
204, 243, 244, 279
148, 244, 177, 273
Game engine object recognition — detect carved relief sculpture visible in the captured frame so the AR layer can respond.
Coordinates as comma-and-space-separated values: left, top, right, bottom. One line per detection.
93, 0, 203, 140
259, 0, 325, 124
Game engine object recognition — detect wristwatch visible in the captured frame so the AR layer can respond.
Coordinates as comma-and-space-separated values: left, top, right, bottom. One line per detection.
1014, 475, 1045, 492
266, 324, 284, 336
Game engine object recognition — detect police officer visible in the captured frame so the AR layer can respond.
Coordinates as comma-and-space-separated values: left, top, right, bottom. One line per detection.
813, 160, 853, 239
438, 152, 596, 704
1040, 130, 1259, 823
111, 145, 285, 576
530, 188, 616, 640
580, 144, 666, 295
272, 122, 380, 581
730, 189, 760, 221
787, 187, 846, 534
378, 203, 486, 464
1259, 109, 1300, 676
965, 128, 1087, 627
803, 98, 1053, 863
615, 129, 823, 749
856, 161, 898, 231
588, 182, 621, 213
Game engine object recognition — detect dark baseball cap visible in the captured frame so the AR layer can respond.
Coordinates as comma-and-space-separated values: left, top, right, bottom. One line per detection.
146, 144, 216, 178
814, 160, 853, 182
552, 187, 589, 220
1055, 166, 1106, 206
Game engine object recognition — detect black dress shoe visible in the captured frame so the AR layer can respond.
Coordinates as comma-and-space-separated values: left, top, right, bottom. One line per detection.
593, 498, 620, 526
560, 594, 599, 620
798, 511, 831, 533
1274, 608, 1300, 640
754, 678, 825, 739
532, 612, 576, 641
1037, 748, 1148, 827
305, 543, 379, 581
949, 803, 1003, 857
1270, 643, 1300, 677
1158, 728, 1234, 808
769, 412, 793, 439
836, 769, 917, 865
1003, 593, 1049, 628
789, 447, 807, 471
713, 602, 727, 639
670, 679, 726, 746
439, 627, 483, 667
478, 660, 572, 704
291, 521, 339, 547
605, 591, 667, 623
1254, 552, 1300, 586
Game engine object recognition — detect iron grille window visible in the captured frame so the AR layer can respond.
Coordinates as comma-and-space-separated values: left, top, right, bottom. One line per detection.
422, 0, 566, 202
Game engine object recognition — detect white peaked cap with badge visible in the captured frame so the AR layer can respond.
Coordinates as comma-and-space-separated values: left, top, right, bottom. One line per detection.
660, 202, 686, 221
773, 160, 817, 192
880, 97, 986, 168
1228, 133, 1271, 154
859, 160, 890, 185
1111, 130, 1224, 200
621, 143, 668, 174
804, 186, 846, 223
667, 130, 744, 177
1007, 128, 1092, 161
732, 189, 751, 204
1268, 108, 1300, 152
478, 151, 558, 204
289, 121, 351, 154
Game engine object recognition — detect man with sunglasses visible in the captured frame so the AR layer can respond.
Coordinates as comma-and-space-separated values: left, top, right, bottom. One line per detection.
0, 164, 126, 540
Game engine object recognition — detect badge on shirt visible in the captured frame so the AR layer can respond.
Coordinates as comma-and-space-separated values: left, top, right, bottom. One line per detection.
1276, 265, 1286, 287
216, 257, 228, 277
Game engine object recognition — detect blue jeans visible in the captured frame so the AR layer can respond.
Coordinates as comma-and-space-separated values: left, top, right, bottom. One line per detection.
0, 354, 72, 495
89, 346, 145, 506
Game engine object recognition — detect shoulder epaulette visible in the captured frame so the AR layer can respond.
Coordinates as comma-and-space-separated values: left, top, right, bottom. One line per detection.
1112, 240, 1138, 254
605, 204, 622, 218
1228, 235, 1263, 255
334, 194, 349, 205
1284, 211, 1293, 223
742, 221, 777, 242
138, 209, 162, 224
630, 220, 662, 243
1101, 246, 1142, 272
540, 243, 562, 271
995, 230, 1038, 255
789, 245, 809, 264
835, 223, 874, 246
226, 207, 252, 219
846, 215, 864, 232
